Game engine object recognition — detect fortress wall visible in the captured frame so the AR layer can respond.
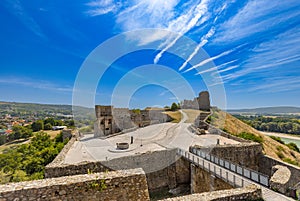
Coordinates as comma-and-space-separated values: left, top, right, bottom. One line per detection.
45, 161, 111, 178
191, 143, 263, 170
0, 168, 150, 201
45, 149, 191, 192
259, 155, 300, 190
160, 184, 262, 201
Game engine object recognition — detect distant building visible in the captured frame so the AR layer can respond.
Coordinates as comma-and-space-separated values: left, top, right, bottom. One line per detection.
52, 126, 67, 130
94, 106, 171, 137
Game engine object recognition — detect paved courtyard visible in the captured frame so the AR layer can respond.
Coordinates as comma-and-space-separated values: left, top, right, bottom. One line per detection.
64, 111, 239, 164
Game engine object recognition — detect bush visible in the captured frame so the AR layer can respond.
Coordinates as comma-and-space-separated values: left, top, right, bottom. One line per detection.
269, 136, 285, 144
276, 151, 284, 159
287, 142, 300, 153
237, 132, 263, 143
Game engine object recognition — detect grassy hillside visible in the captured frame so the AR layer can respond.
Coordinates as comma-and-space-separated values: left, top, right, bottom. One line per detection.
211, 109, 300, 166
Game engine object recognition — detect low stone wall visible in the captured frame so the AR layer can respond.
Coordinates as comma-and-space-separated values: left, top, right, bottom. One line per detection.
207, 124, 249, 143
45, 161, 111, 178
0, 168, 150, 201
259, 155, 300, 194
45, 149, 190, 192
160, 184, 262, 201
191, 143, 263, 170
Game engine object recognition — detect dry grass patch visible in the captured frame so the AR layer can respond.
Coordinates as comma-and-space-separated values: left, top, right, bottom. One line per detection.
164, 111, 182, 123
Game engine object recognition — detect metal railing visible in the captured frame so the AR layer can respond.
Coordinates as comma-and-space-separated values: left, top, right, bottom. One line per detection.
177, 148, 269, 188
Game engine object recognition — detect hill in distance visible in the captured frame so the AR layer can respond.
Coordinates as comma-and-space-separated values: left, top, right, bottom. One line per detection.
227, 106, 300, 115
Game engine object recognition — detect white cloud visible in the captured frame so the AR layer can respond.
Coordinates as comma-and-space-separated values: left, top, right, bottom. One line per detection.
248, 77, 300, 93
86, 0, 120, 16
178, 27, 215, 71
222, 27, 300, 81
214, 0, 300, 43
183, 47, 237, 73
195, 59, 238, 75
0, 77, 73, 92
154, 0, 210, 63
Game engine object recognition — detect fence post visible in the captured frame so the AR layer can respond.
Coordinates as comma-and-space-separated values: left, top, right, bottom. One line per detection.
226, 171, 228, 182
233, 175, 236, 187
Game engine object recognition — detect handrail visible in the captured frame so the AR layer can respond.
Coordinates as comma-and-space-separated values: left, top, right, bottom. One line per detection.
177, 148, 269, 187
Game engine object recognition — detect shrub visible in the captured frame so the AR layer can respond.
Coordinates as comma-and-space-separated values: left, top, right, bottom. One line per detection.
269, 136, 285, 144
237, 132, 263, 143
276, 146, 284, 152
286, 142, 300, 153
276, 151, 284, 159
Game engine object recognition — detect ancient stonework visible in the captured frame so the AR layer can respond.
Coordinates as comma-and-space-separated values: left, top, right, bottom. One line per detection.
160, 184, 262, 201
0, 168, 150, 201
191, 164, 233, 193
191, 143, 263, 171
181, 91, 211, 111
270, 165, 291, 194
94, 105, 171, 137
198, 91, 210, 111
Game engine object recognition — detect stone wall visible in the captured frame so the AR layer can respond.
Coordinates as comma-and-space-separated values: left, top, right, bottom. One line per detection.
269, 165, 291, 194
45, 149, 190, 192
259, 155, 300, 194
160, 184, 262, 201
191, 164, 233, 193
0, 168, 150, 201
45, 161, 111, 178
191, 143, 263, 170
207, 124, 249, 143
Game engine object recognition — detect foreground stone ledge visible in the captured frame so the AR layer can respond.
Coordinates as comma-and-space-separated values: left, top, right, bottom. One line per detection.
160, 184, 262, 201
0, 168, 149, 201
270, 165, 291, 194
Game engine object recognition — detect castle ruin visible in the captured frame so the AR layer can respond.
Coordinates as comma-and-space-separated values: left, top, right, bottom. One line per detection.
181, 90, 210, 111
94, 105, 171, 137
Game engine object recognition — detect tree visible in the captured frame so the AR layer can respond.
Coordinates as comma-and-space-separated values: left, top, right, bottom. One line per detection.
31, 120, 44, 132
11, 125, 32, 140
171, 102, 179, 111
44, 118, 55, 127
44, 123, 52, 130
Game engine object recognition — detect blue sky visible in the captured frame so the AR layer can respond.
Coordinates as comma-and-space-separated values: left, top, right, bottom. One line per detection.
0, 0, 299, 109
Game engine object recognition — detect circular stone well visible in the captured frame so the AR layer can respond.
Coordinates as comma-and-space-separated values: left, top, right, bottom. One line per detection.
116, 142, 129, 150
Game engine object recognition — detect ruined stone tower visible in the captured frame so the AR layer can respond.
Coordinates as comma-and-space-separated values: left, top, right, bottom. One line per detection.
198, 91, 210, 111
94, 105, 118, 137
